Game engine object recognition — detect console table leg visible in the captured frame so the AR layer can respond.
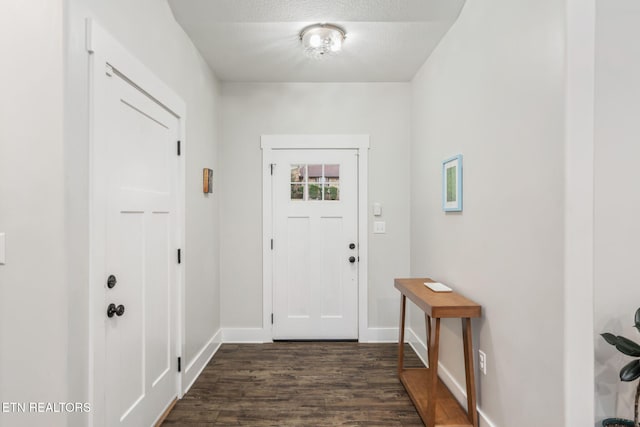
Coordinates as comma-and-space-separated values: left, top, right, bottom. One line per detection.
426, 313, 431, 352
426, 317, 440, 427
398, 295, 406, 375
462, 317, 479, 427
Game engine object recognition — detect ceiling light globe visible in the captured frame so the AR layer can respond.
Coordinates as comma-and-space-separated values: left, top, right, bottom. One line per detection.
300, 24, 346, 59
309, 34, 322, 48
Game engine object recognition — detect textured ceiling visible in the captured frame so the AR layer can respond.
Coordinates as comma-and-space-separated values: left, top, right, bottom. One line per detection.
168, 0, 465, 82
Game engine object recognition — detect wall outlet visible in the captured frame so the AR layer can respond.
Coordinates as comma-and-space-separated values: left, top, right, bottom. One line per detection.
373, 221, 386, 234
478, 350, 487, 375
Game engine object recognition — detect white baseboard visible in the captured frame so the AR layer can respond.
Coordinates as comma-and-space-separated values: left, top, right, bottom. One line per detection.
220, 327, 399, 343
405, 327, 429, 365
182, 328, 222, 394
360, 327, 399, 342
406, 328, 497, 427
222, 327, 270, 343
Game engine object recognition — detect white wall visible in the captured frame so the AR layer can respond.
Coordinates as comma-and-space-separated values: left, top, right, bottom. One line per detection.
594, 0, 640, 422
64, 0, 221, 424
220, 83, 410, 335
564, 0, 595, 425
409, 0, 566, 426
0, 2, 68, 426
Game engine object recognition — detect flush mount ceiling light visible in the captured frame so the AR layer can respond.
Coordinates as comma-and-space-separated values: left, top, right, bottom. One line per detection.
299, 23, 346, 58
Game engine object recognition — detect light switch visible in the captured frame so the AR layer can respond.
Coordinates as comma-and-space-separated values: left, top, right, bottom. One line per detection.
373, 203, 382, 216
0, 233, 5, 265
373, 221, 386, 234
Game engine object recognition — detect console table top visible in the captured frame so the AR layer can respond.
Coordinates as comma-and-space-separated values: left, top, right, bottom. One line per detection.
394, 278, 481, 319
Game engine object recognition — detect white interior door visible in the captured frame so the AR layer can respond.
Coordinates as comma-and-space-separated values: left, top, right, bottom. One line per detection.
103, 70, 179, 426
272, 149, 358, 340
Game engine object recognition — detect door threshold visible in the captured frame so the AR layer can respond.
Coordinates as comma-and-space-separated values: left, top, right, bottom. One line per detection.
273, 338, 358, 342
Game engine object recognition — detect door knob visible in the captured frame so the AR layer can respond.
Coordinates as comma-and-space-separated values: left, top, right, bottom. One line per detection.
107, 303, 126, 318
349, 256, 356, 263
115, 304, 125, 316
349, 243, 356, 249
107, 275, 117, 289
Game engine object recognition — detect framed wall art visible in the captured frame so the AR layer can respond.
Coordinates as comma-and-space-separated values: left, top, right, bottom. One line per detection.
442, 155, 462, 212
203, 168, 213, 194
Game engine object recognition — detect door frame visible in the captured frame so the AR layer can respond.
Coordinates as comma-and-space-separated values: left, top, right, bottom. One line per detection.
261, 135, 369, 342
87, 19, 186, 426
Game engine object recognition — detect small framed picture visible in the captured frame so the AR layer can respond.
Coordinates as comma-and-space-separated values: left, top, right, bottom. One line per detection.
442, 155, 462, 212
203, 168, 213, 194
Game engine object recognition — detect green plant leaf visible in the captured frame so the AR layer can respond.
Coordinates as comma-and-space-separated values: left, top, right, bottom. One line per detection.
615, 336, 640, 357
635, 308, 640, 333
602, 333, 618, 346
619, 359, 640, 382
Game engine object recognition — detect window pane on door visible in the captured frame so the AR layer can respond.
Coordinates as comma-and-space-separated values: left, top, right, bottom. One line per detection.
291, 184, 304, 200
307, 164, 323, 183
324, 184, 339, 200
309, 183, 322, 200
291, 165, 305, 182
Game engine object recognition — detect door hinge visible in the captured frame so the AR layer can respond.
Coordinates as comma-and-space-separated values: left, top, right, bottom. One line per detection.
177, 140, 181, 156
177, 249, 182, 264
270, 239, 274, 250
178, 357, 181, 372
271, 313, 274, 324
270, 163, 275, 175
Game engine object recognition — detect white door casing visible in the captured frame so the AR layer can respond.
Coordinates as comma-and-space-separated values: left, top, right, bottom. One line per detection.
88, 20, 186, 427
261, 135, 369, 342
271, 150, 358, 339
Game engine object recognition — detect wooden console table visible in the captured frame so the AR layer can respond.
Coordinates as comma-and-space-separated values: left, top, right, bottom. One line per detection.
395, 278, 481, 427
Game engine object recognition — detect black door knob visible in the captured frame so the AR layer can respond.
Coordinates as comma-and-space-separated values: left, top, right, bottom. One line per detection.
107, 275, 117, 289
349, 243, 356, 249
107, 304, 117, 317
349, 256, 356, 263
107, 303, 126, 318
115, 304, 125, 316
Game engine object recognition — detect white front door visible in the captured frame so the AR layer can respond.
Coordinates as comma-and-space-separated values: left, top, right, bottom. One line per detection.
103, 70, 179, 426
272, 149, 359, 340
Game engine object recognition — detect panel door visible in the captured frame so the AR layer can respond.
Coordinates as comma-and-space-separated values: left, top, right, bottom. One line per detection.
272, 149, 358, 340
104, 71, 179, 426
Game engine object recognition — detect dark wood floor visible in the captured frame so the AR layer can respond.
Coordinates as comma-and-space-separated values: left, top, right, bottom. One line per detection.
162, 342, 425, 426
